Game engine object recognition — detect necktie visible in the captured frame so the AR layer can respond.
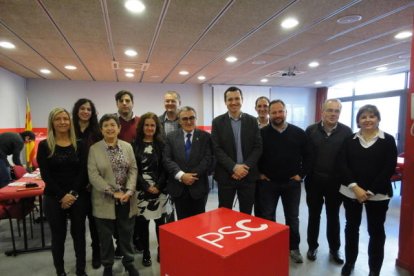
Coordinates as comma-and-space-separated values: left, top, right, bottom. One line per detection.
185, 133, 192, 161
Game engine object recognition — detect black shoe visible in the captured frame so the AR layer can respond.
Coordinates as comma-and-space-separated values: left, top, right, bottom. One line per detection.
368, 271, 379, 276
76, 272, 88, 276
330, 250, 344, 264
57, 273, 67, 276
307, 248, 317, 261
114, 247, 123, 259
142, 256, 152, 267
125, 266, 140, 276
341, 263, 354, 276
103, 266, 113, 276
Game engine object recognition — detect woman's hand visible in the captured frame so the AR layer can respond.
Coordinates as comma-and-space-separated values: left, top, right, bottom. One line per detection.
120, 193, 131, 204
147, 186, 160, 194
352, 185, 370, 203
60, 193, 77, 209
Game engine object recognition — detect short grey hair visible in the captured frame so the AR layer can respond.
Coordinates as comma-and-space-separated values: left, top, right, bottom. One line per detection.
178, 106, 197, 118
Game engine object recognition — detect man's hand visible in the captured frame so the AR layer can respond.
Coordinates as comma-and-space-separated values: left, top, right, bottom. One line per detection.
181, 173, 199, 185
259, 174, 270, 181
290, 174, 302, 182
120, 193, 131, 204
232, 164, 250, 180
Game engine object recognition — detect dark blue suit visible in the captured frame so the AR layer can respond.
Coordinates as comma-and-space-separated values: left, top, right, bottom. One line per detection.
163, 128, 212, 219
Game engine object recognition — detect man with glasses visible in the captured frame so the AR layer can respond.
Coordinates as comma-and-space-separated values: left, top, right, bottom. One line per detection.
211, 86, 262, 215
305, 99, 352, 264
163, 106, 212, 220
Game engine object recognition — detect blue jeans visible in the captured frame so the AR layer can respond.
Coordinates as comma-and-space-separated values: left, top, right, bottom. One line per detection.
0, 159, 11, 188
258, 179, 302, 250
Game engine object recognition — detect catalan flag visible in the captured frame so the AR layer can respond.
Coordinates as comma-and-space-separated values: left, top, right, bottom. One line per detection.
25, 98, 35, 168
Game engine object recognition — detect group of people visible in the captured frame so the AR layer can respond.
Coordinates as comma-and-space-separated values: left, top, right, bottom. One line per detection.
19, 85, 396, 276
249, 93, 397, 276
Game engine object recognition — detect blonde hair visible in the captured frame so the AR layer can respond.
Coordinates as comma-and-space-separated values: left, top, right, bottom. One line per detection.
46, 107, 77, 157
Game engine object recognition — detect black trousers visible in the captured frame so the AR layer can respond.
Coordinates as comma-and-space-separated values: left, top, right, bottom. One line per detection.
134, 215, 165, 256
218, 180, 255, 215
44, 194, 87, 275
305, 178, 342, 251
342, 196, 389, 274
85, 192, 100, 257
258, 179, 302, 250
174, 188, 206, 220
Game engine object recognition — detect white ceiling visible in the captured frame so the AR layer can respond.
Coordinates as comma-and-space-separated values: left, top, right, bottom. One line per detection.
0, 0, 412, 88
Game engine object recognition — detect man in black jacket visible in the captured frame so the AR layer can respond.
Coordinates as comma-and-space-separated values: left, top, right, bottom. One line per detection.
211, 86, 262, 215
258, 99, 308, 263
305, 99, 352, 264
0, 130, 35, 187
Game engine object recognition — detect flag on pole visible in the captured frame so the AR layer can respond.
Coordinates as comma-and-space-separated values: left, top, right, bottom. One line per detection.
25, 98, 35, 168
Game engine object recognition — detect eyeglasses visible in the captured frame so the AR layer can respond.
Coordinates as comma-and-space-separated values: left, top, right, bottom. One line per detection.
181, 116, 196, 122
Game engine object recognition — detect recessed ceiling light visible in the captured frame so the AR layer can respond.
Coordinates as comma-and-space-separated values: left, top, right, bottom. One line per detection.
252, 60, 266, 65
125, 72, 134, 78
260, 78, 268, 83
0, 41, 16, 49
64, 65, 77, 70
124, 49, 138, 57
198, 75, 206, 80
125, 0, 146, 13
337, 15, 362, 24
225, 56, 238, 63
40, 69, 51, 74
124, 68, 135, 73
281, 18, 299, 29
376, 66, 387, 71
314, 81, 322, 85
398, 54, 410, 59
308, 61, 319, 68
179, 70, 189, 76
395, 31, 412, 40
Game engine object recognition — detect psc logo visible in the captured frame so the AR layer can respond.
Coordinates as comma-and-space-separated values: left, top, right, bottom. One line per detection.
196, 219, 269, 248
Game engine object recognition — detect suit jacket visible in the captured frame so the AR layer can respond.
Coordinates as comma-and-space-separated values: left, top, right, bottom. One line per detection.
88, 139, 138, 219
211, 112, 262, 184
163, 128, 212, 199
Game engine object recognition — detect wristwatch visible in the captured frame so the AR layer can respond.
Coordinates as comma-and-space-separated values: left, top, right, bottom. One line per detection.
69, 190, 79, 199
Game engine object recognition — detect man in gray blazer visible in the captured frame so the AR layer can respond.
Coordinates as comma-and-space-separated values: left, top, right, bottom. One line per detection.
211, 86, 262, 215
163, 106, 212, 220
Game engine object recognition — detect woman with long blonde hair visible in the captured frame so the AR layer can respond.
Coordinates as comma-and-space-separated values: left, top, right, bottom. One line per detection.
37, 107, 88, 276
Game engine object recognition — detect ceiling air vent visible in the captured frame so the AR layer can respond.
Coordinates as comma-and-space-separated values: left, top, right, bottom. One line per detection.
111, 61, 120, 70
140, 63, 150, 71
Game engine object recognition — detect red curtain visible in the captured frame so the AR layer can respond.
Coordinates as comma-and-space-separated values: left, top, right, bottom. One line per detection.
314, 87, 328, 122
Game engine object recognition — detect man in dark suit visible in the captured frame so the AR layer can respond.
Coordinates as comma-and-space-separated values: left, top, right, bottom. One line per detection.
211, 86, 262, 215
163, 106, 212, 220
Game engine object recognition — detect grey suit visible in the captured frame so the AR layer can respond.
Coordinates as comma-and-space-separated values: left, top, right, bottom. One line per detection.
211, 112, 262, 214
163, 128, 212, 219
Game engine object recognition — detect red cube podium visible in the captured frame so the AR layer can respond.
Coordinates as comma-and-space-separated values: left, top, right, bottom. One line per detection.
160, 208, 289, 276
